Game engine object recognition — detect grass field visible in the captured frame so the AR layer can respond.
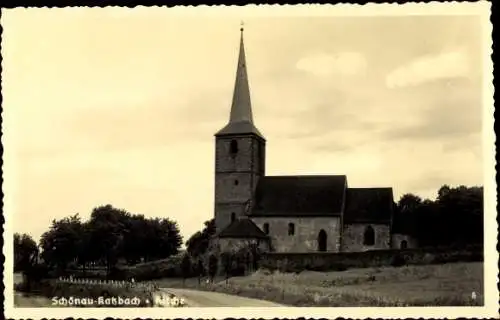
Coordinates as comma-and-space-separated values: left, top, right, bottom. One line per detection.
153, 262, 484, 307
13, 272, 53, 307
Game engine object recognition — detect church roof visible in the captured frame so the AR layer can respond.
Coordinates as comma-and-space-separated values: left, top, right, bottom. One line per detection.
217, 218, 269, 239
344, 188, 394, 223
215, 121, 265, 139
214, 26, 265, 140
250, 175, 347, 217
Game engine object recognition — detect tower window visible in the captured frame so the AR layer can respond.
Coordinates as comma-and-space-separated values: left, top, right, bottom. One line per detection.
234, 179, 239, 185
231, 212, 236, 222
288, 223, 295, 236
263, 223, 270, 235
230, 140, 238, 155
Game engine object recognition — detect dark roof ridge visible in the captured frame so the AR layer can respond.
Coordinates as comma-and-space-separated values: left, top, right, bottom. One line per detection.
217, 218, 268, 239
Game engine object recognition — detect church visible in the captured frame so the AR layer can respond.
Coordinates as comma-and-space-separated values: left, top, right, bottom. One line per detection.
212, 27, 413, 253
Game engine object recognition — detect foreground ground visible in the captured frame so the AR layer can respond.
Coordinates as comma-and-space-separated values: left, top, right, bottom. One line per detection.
155, 262, 484, 307
13, 262, 483, 307
12, 272, 281, 307
163, 288, 284, 307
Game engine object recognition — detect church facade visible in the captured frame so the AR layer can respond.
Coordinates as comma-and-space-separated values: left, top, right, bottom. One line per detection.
213, 28, 410, 253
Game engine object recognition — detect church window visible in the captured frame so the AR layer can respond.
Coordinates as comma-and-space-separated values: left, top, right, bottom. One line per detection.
231, 212, 236, 222
230, 140, 238, 155
400, 240, 408, 249
363, 226, 375, 246
263, 223, 270, 235
288, 223, 295, 236
318, 229, 327, 252
234, 179, 239, 185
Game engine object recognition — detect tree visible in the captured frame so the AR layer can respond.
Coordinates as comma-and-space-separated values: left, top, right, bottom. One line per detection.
40, 214, 85, 273
220, 252, 232, 284
231, 250, 247, 276
435, 185, 483, 246
186, 219, 216, 258
181, 254, 192, 285
394, 185, 483, 248
247, 243, 262, 271
75, 223, 94, 274
38, 204, 184, 276
121, 214, 148, 264
208, 254, 218, 283
87, 205, 128, 274
14, 233, 38, 272
196, 259, 205, 285
397, 193, 423, 214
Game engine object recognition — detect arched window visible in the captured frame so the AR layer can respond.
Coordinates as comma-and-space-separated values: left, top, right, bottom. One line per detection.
363, 225, 375, 246
230, 140, 238, 155
318, 229, 327, 252
234, 179, 239, 185
288, 223, 295, 236
400, 240, 408, 249
230, 212, 236, 223
263, 223, 270, 235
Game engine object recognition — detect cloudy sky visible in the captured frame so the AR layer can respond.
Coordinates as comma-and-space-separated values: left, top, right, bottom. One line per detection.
2, 4, 491, 244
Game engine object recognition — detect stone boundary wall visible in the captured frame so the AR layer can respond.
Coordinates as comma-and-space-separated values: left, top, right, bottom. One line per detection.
259, 245, 483, 272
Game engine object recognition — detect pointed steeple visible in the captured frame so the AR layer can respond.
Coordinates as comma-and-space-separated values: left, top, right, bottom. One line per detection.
215, 24, 265, 140
230, 24, 253, 123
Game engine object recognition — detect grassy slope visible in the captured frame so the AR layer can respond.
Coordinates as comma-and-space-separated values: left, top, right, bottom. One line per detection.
13, 273, 54, 307
153, 262, 484, 307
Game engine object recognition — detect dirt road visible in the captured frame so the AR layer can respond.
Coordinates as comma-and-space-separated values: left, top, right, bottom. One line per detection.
161, 288, 284, 307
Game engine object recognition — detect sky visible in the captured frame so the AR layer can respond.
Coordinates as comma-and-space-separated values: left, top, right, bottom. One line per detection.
1, 5, 490, 245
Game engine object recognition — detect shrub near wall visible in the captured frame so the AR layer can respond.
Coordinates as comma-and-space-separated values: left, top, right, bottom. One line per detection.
260, 245, 483, 273
109, 255, 195, 281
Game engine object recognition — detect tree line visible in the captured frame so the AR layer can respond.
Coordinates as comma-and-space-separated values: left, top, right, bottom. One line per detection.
393, 185, 483, 247
14, 204, 183, 274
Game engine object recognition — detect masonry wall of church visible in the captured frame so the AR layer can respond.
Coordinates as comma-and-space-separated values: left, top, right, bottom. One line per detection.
251, 217, 342, 253
341, 223, 390, 252
215, 136, 264, 174
391, 233, 418, 249
218, 238, 270, 253
214, 136, 265, 232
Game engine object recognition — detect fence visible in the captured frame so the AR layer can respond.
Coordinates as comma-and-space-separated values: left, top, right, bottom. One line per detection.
56, 276, 159, 290
53, 277, 186, 307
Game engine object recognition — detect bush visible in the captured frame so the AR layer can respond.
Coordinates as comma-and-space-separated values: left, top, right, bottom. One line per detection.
104, 254, 189, 281
390, 253, 407, 267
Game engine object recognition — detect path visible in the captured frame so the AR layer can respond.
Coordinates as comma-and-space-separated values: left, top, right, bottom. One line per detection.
160, 288, 284, 307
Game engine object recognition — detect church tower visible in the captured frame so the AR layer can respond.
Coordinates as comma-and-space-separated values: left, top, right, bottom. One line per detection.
214, 26, 266, 234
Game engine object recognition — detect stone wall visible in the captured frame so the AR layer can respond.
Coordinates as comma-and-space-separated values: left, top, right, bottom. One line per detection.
215, 136, 264, 173
341, 223, 390, 252
259, 244, 484, 272
391, 233, 418, 249
251, 217, 342, 253
214, 136, 265, 233
217, 238, 270, 253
